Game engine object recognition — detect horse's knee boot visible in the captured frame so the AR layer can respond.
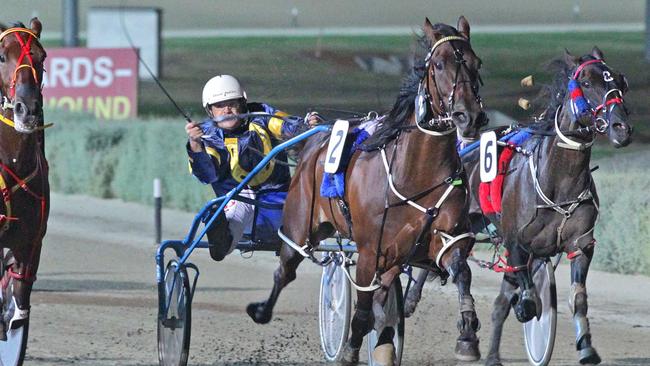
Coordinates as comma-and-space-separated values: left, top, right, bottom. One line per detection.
514, 289, 538, 323
574, 315, 601, 365
371, 343, 396, 366
569, 283, 587, 315
350, 308, 372, 346
457, 295, 481, 334
454, 295, 481, 361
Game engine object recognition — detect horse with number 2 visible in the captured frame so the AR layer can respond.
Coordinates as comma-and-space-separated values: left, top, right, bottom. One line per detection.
247, 16, 488, 366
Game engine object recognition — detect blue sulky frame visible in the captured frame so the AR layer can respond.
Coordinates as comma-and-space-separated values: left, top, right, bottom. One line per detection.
155, 124, 358, 319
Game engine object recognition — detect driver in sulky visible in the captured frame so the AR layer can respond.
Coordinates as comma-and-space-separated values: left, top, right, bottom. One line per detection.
185, 75, 319, 261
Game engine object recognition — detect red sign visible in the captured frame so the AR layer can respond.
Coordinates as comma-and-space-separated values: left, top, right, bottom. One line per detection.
42, 48, 138, 119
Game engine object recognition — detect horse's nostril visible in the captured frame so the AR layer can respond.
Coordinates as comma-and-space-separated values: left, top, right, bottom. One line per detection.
452, 111, 468, 124
13, 101, 31, 118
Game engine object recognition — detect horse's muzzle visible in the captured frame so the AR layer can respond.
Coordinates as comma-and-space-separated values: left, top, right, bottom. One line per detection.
608, 121, 632, 148
12, 100, 41, 134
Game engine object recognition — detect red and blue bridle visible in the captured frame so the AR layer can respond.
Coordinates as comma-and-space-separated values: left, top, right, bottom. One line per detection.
567, 59, 625, 133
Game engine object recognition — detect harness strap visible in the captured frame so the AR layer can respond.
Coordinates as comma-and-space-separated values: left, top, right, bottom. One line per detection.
7, 265, 36, 283
528, 151, 599, 251
555, 105, 594, 151
380, 148, 460, 213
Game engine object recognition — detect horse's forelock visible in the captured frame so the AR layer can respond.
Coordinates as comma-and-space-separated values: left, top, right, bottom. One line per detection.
431, 23, 460, 37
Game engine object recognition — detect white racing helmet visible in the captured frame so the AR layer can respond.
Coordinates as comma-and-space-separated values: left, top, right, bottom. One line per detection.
201, 75, 247, 109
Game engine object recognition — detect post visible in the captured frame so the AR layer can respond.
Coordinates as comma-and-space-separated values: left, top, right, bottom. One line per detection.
62, 0, 79, 47
154, 178, 162, 244
646, 0, 650, 61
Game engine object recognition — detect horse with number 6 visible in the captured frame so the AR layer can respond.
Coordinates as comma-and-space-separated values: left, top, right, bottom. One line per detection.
0, 18, 50, 366
468, 47, 631, 366
247, 16, 489, 365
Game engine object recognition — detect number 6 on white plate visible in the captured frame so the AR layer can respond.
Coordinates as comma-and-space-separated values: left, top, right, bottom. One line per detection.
324, 120, 349, 174
480, 131, 497, 182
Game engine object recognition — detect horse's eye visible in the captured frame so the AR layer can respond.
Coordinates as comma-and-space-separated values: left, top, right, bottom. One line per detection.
434, 61, 443, 70
581, 80, 591, 88
0, 54, 5, 63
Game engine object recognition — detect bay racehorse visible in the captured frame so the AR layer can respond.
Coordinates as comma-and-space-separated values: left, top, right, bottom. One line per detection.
247, 16, 488, 364
0, 17, 50, 353
464, 48, 632, 366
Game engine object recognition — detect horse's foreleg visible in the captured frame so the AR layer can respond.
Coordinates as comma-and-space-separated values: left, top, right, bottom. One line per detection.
246, 243, 304, 324
1, 247, 40, 336
340, 254, 375, 365
485, 276, 517, 366
570, 247, 601, 365
442, 247, 481, 362
403, 268, 431, 318
510, 247, 538, 323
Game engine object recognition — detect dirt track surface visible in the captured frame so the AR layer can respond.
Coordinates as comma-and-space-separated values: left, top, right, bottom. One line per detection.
24, 193, 650, 365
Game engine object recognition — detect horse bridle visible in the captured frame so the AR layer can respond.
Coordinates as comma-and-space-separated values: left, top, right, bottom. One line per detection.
415, 35, 484, 136
0, 27, 44, 128
556, 58, 627, 150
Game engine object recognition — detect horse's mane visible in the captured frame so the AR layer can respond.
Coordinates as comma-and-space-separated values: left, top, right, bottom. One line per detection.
0, 22, 25, 32
363, 23, 463, 150
525, 53, 599, 131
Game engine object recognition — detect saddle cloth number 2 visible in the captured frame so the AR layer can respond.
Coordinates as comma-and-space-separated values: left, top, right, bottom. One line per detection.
324, 120, 350, 174
480, 131, 498, 182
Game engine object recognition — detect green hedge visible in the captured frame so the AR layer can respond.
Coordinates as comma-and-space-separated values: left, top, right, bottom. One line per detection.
592, 148, 650, 275
44, 109, 650, 274
45, 109, 213, 211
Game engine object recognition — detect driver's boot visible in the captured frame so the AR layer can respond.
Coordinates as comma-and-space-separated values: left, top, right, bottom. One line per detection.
206, 211, 232, 261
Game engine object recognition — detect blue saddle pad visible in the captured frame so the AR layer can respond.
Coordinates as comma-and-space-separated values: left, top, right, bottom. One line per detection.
320, 127, 371, 198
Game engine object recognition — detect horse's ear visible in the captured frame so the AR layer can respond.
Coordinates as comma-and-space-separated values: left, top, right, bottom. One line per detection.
29, 17, 42, 39
457, 15, 470, 40
591, 46, 605, 61
423, 17, 442, 41
564, 48, 579, 67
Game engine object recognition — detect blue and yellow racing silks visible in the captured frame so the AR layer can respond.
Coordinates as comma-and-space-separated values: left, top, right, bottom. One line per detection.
186, 102, 303, 238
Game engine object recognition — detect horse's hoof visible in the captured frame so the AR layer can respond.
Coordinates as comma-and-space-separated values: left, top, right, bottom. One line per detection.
455, 339, 481, 362
579, 346, 601, 365
485, 355, 503, 366
339, 343, 360, 365
372, 343, 396, 366
514, 294, 537, 323
246, 301, 272, 324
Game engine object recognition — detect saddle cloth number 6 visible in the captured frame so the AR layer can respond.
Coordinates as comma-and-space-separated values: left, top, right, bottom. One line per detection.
480, 131, 498, 182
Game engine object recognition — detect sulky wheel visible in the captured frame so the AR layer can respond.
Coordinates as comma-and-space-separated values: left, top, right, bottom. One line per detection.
158, 260, 192, 366
319, 252, 351, 361
523, 259, 557, 366
0, 273, 29, 366
367, 277, 405, 366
